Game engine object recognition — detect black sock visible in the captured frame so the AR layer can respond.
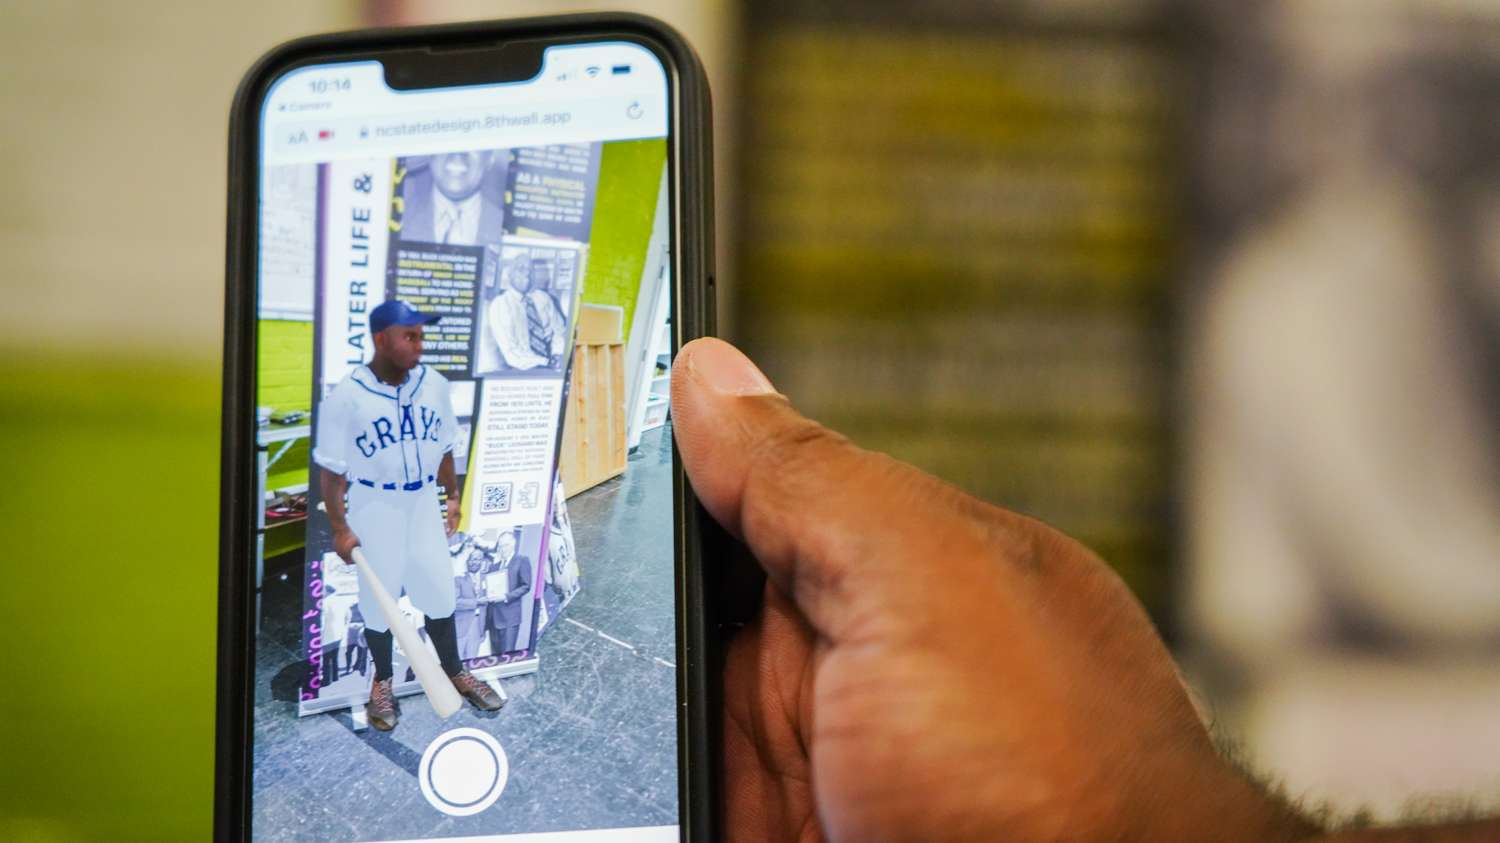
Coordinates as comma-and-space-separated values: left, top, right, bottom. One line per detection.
367, 629, 394, 681
424, 613, 465, 677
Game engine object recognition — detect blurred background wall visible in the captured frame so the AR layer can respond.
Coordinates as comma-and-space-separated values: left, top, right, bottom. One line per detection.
734, 0, 1179, 616
1181, 0, 1500, 820
6, 0, 1500, 839
1, 5, 358, 841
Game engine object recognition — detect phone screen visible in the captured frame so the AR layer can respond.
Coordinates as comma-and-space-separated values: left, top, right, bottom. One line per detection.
251, 40, 678, 843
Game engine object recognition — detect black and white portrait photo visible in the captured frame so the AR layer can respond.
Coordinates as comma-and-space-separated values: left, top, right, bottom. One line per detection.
399, 150, 508, 248
474, 241, 580, 376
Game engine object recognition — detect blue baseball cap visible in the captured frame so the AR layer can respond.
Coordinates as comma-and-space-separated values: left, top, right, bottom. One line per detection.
369, 299, 441, 335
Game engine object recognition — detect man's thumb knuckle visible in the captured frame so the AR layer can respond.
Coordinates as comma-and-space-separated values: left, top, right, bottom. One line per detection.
740, 418, 850, 517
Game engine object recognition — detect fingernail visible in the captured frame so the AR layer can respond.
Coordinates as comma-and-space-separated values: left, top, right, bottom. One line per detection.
687, 339, 776, 396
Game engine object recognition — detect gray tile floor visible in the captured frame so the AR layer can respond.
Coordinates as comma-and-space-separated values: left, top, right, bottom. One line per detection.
251, 425, 679, 842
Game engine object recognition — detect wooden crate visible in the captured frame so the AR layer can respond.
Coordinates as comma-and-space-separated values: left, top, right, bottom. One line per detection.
561, 305, 628, 497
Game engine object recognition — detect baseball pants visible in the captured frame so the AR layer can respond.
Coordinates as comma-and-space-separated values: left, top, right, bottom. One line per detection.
345, 482, 456, 633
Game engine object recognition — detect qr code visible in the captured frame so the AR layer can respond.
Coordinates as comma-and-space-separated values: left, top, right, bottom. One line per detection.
480, 482, 512, 514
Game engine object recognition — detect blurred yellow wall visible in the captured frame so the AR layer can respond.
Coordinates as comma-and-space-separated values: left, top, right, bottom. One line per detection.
0, 3, 356, 841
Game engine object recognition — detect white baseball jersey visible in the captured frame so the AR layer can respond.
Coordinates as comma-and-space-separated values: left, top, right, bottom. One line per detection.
314, 363, 461, 630
313, 364, 457, 490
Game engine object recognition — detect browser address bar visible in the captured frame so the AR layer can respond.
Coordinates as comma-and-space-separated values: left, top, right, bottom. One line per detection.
269, 95, 658, 160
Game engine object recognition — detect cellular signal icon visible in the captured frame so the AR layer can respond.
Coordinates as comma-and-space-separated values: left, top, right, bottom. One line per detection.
585, 66, 601, 78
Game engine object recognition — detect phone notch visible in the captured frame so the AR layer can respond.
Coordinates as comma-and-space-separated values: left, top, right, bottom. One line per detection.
382, 39, 548, 90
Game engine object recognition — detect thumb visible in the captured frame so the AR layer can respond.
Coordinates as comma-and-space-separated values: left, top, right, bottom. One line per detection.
672, 338, 1035, 642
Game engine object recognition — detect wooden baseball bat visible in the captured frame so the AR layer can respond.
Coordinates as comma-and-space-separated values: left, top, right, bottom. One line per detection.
351, 547, 463, 718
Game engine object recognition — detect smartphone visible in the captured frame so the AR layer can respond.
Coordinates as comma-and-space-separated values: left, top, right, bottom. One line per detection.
217, 14, 716, 842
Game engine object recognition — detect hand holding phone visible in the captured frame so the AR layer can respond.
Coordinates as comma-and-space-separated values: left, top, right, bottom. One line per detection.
673, 338, 1319, 843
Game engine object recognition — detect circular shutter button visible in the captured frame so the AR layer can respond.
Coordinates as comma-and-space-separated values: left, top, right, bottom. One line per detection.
419, 728, 509, 816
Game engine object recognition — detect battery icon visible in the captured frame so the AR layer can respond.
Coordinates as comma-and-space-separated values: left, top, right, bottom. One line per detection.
612, 65, 631, 75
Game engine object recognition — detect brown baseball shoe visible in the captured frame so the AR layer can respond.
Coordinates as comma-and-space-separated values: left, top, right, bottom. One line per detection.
366, 677, 398, 731
451, 670, 504, 711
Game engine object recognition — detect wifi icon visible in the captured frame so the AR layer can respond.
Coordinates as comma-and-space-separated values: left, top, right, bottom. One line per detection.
585, 66, 601, 78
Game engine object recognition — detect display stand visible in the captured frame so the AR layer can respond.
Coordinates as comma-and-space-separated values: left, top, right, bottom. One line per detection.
308, 656, 539, 718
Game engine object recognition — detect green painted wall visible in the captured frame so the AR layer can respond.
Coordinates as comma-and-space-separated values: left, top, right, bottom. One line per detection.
265, 439, 311, 493
1, 359, 219, 842
258, 319, 313, 491
258, 318, 313, 413
581, 138, 668, 343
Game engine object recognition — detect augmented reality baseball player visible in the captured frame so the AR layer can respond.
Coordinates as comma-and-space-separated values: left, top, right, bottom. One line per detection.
314, 299, 503, 731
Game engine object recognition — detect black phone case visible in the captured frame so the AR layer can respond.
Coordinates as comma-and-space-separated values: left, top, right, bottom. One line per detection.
218, 13, 718, 841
